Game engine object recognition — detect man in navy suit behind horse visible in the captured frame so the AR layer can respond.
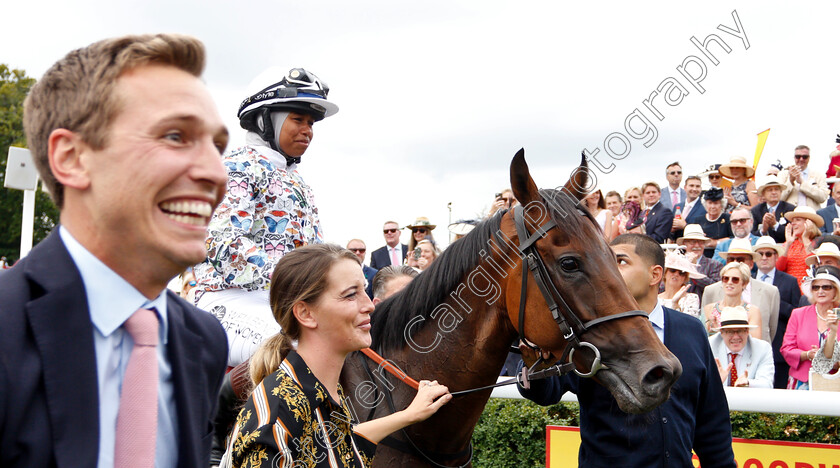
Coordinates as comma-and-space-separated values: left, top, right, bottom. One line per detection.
518, 234, 735, 467
0, 34, 229, 467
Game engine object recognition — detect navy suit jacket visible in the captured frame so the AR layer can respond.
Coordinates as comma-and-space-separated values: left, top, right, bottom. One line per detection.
0, 230, 228, 468
750, 201, 795, 243
817, 205, 840, 234
518, 308, 735, 467
369, 243, 407, 270
644, 202, 674, 243
660, 186, 686, 212
683, 200, 707, 225
759, 270, 801, 388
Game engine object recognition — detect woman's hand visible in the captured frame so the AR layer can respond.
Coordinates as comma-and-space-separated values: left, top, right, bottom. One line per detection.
404, 380, 452, 425
417, 257, 429, 270
673, 284, 689, 303
784, 223, 794, 244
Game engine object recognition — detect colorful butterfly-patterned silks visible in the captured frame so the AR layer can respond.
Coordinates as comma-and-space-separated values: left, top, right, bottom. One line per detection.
194, 145, 323, 293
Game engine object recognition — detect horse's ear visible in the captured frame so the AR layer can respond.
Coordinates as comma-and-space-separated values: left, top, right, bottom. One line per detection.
510, 148, 540, 204
562, 152, 590, 201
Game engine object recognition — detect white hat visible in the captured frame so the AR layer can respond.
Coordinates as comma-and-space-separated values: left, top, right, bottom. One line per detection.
806, 243, 840, 266
752, 236, 783, 256
715, 306, 757, 330
802, 265, 840, 302
664, 250, 706, 279
719, 237, 759, 261
676, 224, 710, 244
784, 206, 825, 228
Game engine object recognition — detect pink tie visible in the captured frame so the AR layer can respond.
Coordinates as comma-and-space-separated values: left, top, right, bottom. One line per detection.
672, 190, 678, 208
115, 309, 159, 467
391, 247, 399, 266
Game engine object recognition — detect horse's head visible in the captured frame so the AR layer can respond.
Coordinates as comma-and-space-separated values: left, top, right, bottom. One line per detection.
503, 149, 682, 413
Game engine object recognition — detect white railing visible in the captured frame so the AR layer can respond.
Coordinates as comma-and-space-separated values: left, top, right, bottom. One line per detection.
489, 378, 840, 417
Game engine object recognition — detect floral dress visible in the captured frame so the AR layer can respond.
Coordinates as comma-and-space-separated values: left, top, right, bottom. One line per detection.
225, 351, 377, 467
195, 144, 323, 293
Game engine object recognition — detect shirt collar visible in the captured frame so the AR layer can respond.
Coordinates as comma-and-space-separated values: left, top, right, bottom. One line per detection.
59, 226, 169, 343
649, 300, 665, 330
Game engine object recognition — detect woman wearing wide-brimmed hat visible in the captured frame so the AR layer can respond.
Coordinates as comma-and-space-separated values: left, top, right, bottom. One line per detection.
405, 216, 437, 254
659, 250, 706, 319
777, 206, 824, 287
781, 265, 840, 389
720, 156, 758, 212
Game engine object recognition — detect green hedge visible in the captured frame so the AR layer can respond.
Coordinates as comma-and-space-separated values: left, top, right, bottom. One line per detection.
471, 399, 840, 468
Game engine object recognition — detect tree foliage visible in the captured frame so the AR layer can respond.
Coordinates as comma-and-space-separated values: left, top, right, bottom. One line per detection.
0, 64, 59, 263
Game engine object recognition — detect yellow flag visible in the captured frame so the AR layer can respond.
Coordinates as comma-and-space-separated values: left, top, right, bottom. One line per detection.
754, 128, 770, 170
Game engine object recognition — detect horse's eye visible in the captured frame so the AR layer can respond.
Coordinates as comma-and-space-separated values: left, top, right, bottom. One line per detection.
559, 257, 580, 272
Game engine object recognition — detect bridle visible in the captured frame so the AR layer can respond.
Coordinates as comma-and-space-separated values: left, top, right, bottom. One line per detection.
354, 195, 650, 467
511, 196, 648, 378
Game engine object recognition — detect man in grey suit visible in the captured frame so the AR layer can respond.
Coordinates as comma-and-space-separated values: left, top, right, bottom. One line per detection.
702, 238, 780, 344
709, 306, 775, 388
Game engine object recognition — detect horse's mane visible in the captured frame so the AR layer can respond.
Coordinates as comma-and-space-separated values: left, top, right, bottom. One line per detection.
370, 213, 504, 352
370, 187, 596, 352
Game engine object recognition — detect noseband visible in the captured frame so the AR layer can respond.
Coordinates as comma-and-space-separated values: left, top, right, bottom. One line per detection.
512, 200, 648, 378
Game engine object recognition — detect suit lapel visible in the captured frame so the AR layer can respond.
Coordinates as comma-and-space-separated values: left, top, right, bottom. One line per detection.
24, 231, 100, 467
167, 297, 205, 467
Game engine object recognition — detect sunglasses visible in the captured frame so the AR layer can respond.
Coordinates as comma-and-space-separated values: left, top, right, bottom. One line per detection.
730, 218, 751, 225
794, 155, 810, 160
757, 251, 776, 258
413, 228, 427, 234
721, 276, 741, 284
383, 228, 398, 234
708, 174, 722, 180
668, 171, 682, 176
349, 248, 366, 253
812, 284, 835, 291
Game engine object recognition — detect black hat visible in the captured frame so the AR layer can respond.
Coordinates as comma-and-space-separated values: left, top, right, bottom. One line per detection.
703, 187, 724, 201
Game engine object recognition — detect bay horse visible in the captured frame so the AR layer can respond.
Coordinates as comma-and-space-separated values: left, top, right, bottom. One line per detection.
341, 150, 682, 467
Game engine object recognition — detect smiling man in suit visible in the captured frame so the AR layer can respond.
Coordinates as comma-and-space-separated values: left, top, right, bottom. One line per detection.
0, 34, 229, 467
660, 161, 686, 212
641, 181, 674, 243
709, 306, 775, 388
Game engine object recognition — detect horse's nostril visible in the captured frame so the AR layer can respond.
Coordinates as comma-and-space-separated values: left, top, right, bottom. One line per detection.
643, 365, 669, 386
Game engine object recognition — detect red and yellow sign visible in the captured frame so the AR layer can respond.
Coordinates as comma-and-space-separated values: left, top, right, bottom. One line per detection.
547, 425, 839, 468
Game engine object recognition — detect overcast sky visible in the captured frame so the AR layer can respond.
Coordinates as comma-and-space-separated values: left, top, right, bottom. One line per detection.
4, 1, 839, 258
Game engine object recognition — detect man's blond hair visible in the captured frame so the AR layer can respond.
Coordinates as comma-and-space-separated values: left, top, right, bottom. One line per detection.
23, 33, 206, 207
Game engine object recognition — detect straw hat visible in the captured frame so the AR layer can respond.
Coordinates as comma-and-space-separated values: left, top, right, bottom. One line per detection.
714, 306, 757, 330
405, 217, 437, 230
719, 156, 756, 178
783, 206, 825, 228
756, 175, 784, 197
806, 242, 840, 266
752, 236, 784, 256
676, 224, 710, 244
719, 237, 760, 261
664, 250, 706, 279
